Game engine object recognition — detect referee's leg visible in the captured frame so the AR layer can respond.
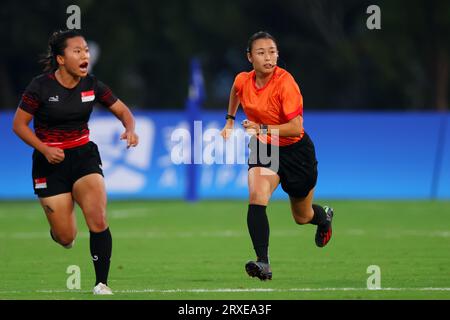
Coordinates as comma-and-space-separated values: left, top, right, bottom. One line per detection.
290, 188, 334, 247
289, 187, 315, 224
248, 168, 280, 257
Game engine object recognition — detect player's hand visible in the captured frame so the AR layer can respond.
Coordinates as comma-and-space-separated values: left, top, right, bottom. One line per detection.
120, 130, 139, 149
242, 119, 259, 136
220, 120, 234, 140
43, 146, 65, 164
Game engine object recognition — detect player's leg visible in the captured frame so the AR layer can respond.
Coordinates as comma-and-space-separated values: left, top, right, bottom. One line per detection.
39, 193, 77, 248
32, 148, 76, 248
72, 173, 112, 294
289, 188, 334, 247
245, 166, 280, 280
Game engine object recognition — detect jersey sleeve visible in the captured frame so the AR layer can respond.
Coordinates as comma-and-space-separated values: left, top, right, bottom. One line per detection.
18, 78, 41, 115
233, 72, 247, 96
280, 74, 303, 120
96, 80, 118, 108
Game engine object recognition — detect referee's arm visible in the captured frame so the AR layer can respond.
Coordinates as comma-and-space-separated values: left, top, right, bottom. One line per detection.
221, 84, 240, 140
266, 115, 303, 137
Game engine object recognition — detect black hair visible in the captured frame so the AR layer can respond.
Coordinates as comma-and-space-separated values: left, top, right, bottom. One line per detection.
40, 30, 84, 72
246, 31, 278, 53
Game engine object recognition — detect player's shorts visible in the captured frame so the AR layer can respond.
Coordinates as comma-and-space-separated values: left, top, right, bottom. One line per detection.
248, 132, 318, 198
32, 141, 104, 198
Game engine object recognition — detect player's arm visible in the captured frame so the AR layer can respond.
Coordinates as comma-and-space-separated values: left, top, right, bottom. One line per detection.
242, 115, 303, 137
12, 108, 65, 164
220, 84, 240, 140
108, 99, 139, 148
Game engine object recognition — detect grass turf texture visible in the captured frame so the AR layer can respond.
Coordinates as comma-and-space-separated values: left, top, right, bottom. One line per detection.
0, 200, 449, 300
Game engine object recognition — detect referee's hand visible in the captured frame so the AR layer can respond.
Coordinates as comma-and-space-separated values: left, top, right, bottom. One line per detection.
43, 146, 65, 164
220, 120, 234, 140
242, 119, 259, 136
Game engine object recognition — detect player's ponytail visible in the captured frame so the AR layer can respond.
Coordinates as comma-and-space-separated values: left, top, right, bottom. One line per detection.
39, 30, 83, 72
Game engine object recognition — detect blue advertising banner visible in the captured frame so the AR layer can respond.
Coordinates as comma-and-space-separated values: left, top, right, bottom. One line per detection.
436, 115, 450, 199
308, 112, 443, 199
0, 112, 33, 199
0, 111, 448, 200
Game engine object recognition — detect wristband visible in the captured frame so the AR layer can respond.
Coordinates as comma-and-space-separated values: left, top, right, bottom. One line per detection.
225, 114, 236, 120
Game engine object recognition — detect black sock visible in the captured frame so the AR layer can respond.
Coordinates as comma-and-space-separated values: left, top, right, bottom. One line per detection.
310, 204, 327, 226
90, 228, 112, 286
247, 204, 270, 263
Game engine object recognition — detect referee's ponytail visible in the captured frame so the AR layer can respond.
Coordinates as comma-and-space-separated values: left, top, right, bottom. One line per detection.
40, 30, 83, 72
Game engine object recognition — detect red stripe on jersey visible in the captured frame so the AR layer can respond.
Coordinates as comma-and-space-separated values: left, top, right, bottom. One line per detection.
45, 134, 90, 149
19, 94, 40, 114
285, 108, 303, 121
99, 89, 117, 107
22, 94, 39, 107
35, 126, 90, 149
100, 89, 111, 98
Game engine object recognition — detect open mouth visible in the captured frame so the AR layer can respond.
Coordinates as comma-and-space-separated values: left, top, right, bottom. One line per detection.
79, 62, 89, 73
264, 64, 274, 69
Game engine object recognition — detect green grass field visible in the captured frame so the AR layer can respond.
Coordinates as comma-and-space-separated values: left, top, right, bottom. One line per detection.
0, 200, 450, 300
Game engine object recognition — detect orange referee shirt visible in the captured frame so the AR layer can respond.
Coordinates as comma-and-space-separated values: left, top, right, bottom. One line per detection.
233, 66, 304, 146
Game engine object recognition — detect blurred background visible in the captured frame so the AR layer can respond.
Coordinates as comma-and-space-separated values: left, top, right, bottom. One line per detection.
1, 0, 449, 110
0, 0, 449, 200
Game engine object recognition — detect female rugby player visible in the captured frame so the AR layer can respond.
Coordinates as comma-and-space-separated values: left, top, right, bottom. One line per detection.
13, 30, 139, 294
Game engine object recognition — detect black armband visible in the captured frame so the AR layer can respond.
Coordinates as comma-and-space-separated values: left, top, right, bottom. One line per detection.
225, 114, 236, 120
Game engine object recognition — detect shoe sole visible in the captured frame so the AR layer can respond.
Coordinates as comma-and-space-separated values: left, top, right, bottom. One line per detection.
245, 261, 272, 281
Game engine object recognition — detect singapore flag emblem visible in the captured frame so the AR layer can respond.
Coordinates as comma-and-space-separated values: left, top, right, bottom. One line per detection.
81, 90, 95, 102
34, 178, 47, 189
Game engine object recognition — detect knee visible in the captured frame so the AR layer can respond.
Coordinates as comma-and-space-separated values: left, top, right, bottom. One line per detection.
83, 205, 108, 232
89, 217, 108, 232
249, 190, 270, 206
87, 212, 108, 232
52, 230, 76, 248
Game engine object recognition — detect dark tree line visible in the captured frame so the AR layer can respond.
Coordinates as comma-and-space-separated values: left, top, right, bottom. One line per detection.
1, 0, 448, 111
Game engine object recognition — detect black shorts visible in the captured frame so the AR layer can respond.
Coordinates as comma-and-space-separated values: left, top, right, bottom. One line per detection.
248, 132, 318, 198
32, 141, 104, 198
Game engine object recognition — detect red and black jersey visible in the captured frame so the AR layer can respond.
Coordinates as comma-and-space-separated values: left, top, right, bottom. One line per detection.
18, 72, 118, 149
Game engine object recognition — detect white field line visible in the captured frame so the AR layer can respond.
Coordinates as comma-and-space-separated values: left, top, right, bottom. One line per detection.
1, 287, 450, 295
